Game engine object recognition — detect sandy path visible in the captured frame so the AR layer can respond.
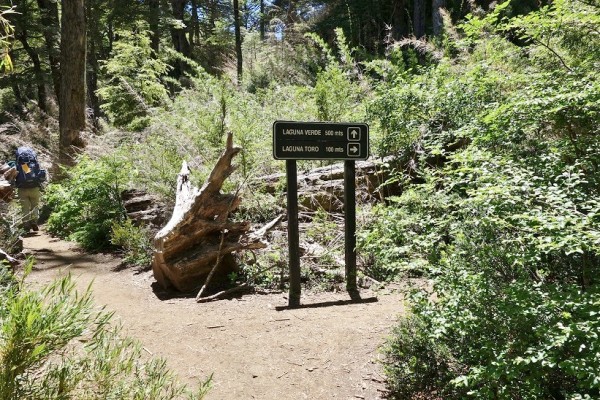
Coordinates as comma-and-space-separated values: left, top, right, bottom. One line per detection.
24, 231, 405, 400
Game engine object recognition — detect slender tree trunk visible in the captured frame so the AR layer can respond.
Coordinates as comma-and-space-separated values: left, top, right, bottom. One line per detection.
391, 0, 407, 40
86, 0, 101, 128
17, 33, 47, 112
413, 0, 426, 38
234, 0, 243, 85
36, 0, 60, 100
432, 0, 445, 36
190, 0, 200, 46
170, 0, 190, 56
170, 0, 191, 78
59, 0, 86, 166
149, 0, 160, 53
87, 38, 101, 128
260, 0, 265, 40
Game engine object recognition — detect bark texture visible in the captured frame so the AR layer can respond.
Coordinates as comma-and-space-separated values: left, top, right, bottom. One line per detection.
0, 164, 17, 202
152, 133, 268, 292
59, 0, 86, 166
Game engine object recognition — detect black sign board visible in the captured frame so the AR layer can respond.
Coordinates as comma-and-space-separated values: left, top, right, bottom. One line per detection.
273, 121, 369, 160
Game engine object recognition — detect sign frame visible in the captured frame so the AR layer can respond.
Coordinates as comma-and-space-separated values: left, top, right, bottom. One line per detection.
273, 120, 369, 161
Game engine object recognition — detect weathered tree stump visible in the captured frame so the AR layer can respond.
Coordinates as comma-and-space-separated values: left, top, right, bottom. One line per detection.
152, 133, 271, 292
0, 164, 17, 202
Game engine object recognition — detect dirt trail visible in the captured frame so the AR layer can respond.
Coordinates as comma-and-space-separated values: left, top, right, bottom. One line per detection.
24, 231, 406, 400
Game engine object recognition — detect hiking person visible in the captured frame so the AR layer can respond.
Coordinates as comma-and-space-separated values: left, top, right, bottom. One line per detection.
14, 146, 47, 232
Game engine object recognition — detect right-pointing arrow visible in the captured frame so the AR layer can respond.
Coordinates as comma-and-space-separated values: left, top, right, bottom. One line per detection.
350, 145, 358, 153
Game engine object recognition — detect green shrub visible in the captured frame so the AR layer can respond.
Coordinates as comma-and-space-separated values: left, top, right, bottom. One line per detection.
46, 156, 127, 251
382, 314, 461, 399
378, 147, 600, 398
97, 22, 170, 131
110, 219, 153, 268
0, 262, 211, 399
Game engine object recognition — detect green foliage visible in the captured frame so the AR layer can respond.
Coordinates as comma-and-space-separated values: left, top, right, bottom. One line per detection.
110, 219, 153, 268
372, 1, 600, 398
0, 7, 15, 73
97, 22, 170, 131
45, 156, 127, 251
0, 263, 211, 399
243, 31, 320, 92
379, 148, 600, 398
382, 314, 459, 399
0, 202, 25, 255
311, 28, 367, 122
358, 185, 452, 281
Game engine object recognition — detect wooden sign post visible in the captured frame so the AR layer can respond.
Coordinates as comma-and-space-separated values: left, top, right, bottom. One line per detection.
273, 121, 369, 306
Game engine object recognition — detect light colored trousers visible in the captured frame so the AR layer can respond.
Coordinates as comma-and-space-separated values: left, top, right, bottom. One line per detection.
18, 187, 41, 226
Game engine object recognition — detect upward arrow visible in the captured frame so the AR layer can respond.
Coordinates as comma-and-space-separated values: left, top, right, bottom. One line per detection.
350, 130, 358, 139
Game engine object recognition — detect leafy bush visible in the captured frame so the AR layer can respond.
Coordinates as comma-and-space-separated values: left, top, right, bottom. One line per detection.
380, 149, 600, 398
0, 262, 211, 399
110, 219, 153, 268
46, 156, 127, 251
97, 22, 170, 131
382, 314, 460, 399
374, 1, 600, 398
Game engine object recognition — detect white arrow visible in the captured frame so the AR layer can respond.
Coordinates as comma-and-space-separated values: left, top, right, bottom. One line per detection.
350, 145, 358, 153
350, 129, 358, 139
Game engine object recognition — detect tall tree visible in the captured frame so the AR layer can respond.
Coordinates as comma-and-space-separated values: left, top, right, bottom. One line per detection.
413, 0, 425, 38
170, 0, 191, 78
59, 0, 86, 166
189, 0, 200, 46
233, 0, 242, 85
260, 0, 265, 40
148, 0, 161, 53
9, 0, 48, 111
36, 0, 60, 99
432, 0, 445, 36
15, 28, 47, 111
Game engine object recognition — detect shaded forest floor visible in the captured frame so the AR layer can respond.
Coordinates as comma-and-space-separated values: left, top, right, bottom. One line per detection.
24, 230, 408, 400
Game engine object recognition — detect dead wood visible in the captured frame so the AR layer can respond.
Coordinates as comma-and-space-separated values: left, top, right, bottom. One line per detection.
121, 189, 165, 229
0, 248, 18, 268
196, 283, 250, 303
152, 133, 276, 292
253, 156, 402, 212
0, 166, 16, 202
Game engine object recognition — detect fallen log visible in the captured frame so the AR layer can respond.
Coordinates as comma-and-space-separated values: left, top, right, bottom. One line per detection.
152, 133, 275, 292
254, 156, 402, 212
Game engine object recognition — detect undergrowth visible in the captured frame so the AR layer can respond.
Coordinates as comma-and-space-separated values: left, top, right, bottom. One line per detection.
0, 261, 211, 399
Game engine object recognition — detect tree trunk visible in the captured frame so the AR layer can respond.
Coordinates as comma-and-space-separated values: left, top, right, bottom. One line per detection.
152, 133, 269, 292
86, 0, 101, 128
233, 0, 243, 85
391, 0, 408, 40
190, 0, 200, 46
260, 0, 265, 40
36, 0, 61, 100
170, 0, 191, 78
432, 0, 445, 37
16, 33, 47, 112
413, 0, 426, 38
148, 0, 160, 53
59, 0, 86, 166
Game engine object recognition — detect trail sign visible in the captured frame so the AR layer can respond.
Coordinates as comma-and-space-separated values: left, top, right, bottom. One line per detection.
273, 121, 369, 160
274, 120, 369, 306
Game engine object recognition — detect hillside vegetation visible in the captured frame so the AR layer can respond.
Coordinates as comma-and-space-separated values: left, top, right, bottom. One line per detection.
1, 0, 599, 398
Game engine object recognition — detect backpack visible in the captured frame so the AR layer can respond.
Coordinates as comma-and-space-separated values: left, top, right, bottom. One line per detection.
15, 146, 46, 188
